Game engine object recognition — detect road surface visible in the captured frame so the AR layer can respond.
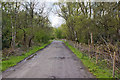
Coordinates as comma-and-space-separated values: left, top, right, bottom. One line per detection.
2, 41, 94, 78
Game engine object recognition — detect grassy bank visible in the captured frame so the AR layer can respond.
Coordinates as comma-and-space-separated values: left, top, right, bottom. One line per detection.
2, 41, 52, 72
64, 41, 115, 78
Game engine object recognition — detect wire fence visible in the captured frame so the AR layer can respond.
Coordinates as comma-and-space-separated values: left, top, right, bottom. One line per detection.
66, 40, 120, 78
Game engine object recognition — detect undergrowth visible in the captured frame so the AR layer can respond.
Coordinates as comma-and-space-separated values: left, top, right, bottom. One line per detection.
64, 41, 119, 78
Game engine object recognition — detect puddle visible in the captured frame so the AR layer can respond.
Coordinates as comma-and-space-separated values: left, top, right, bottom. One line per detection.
48, 76, 56, 79
80, 67, 83, 69
50, 57, 72, 60
26, 54, 37, 60
54, 57, 65, 60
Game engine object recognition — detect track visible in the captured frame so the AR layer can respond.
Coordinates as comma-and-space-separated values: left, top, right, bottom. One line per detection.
2, 41, 94, 78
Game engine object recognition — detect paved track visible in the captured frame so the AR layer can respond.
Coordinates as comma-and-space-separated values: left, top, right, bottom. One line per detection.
2, 41, 94, 78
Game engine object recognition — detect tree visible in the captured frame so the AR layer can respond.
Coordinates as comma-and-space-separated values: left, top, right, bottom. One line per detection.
2, 2, 53, 50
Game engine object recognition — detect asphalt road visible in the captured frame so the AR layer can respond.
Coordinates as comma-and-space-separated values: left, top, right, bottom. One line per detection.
2, 41, 94, 78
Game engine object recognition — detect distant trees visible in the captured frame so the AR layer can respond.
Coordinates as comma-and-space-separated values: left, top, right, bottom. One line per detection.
54, 27, 65, 39
2, 2, 53, 50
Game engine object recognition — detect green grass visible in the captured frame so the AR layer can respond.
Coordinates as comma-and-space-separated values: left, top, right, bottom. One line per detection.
2, 41, 52, 72
64, 41, 115, 78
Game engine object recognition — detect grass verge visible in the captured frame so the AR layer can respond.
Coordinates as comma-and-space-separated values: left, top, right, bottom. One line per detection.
2, 41, 52, 72
64, 41, 116, 78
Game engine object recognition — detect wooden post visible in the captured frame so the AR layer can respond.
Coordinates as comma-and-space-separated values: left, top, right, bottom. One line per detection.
96, 47, 99, 64
89, 45, 91, 58
90, 33, 93, 44
78, 43, 80, 50
113, 51, 116, 77
90, 33, 93, 56
89, 45, 90, 52
96, 55, 98, 64
75, 42, 77, 48
77, 42, 79, 49
74, 42, 75, 48
79, 43, 81, 50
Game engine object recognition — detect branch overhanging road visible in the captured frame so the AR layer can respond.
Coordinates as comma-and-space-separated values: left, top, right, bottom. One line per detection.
2, 41, 94, 78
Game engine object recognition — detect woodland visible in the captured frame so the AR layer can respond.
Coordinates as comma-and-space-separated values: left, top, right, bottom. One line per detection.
1, 1, 120, 78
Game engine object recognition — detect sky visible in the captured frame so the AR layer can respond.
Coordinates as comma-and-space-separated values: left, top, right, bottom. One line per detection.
34, 0, 65, 28
46, 2, 65, 28
49, 13, 65, 28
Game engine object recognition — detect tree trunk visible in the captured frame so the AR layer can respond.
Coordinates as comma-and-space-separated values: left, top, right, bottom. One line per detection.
28, 36, 34, 47
90, 32, 93, 44
22, 28, 26, 46
11, 16, 15, 50
11, 4, 15, 50
89, 2, 91, 18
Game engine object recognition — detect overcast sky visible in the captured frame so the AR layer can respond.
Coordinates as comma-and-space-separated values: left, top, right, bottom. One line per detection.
46, 2, 65, 28
35, 0, 65, 28
48, 13, 65, 28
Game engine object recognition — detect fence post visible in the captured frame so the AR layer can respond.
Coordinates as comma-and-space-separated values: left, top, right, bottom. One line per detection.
77, 42, 79, 49
75, 42, 76, 48
89, 45, 91, 58
112, 51, 116, 77
96, 47, 99, 64
78, 43, 80, 50
74, 42, 75, 48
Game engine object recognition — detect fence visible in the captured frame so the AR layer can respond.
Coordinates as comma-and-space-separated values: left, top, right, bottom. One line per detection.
66, 40, 120, 78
